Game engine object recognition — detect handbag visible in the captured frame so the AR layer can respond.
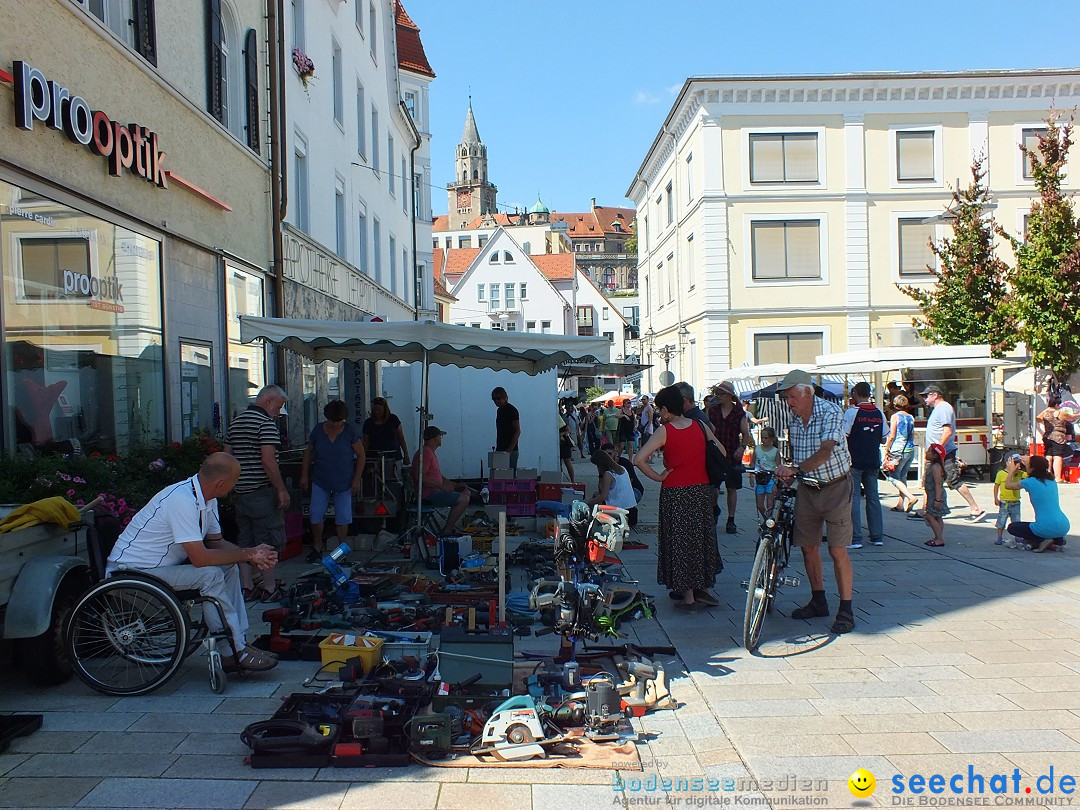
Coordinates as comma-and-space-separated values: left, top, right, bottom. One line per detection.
881, 454, 900, 473
695, 419, 728, 487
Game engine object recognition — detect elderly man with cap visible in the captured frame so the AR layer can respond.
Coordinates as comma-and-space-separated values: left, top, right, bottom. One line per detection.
412, 426, 476, 536
775, 369, 857, 634
708, 380, 754, 534
919, 384, 985, 522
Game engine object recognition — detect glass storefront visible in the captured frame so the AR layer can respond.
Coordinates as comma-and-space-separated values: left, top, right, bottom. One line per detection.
225, 264, 267, 423
179, 340, 214, 439
0, 180, 165, 454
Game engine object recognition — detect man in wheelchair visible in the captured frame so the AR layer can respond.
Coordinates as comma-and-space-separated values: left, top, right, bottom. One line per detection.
106, 453, 279, 672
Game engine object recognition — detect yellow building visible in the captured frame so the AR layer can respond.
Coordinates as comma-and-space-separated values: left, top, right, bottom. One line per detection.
627, 70, 1080, 395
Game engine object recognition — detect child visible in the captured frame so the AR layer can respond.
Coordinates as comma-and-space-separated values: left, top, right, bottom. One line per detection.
588, 448, 637, 512
993, 453, 1025, 545
923, 443, 950, 547
750, 426, 781, 520
559, 423, 575, 483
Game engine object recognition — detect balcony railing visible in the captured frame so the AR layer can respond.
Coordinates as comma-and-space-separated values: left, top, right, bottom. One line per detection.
486, 300, 520, 315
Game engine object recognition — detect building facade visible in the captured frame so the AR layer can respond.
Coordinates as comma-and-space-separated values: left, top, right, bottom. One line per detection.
281, 0, 434, 437
628, 70, 1080, 395
0, 0, 273, 454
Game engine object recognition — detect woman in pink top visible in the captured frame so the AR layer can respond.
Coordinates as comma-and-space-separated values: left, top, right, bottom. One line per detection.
635, 384, 725, 612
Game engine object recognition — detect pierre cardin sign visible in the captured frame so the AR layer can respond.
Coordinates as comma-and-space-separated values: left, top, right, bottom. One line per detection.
12, 60, 167, 188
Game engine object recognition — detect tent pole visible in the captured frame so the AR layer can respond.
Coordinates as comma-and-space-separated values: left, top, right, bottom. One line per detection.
416, 348, 429, 534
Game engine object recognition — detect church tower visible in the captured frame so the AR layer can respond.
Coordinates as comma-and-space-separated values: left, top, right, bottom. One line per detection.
446, 99, 498, 229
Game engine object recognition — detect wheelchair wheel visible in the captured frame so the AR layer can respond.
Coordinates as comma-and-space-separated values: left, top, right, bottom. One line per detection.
208, 649, 227, 694
66, 578, 189, 696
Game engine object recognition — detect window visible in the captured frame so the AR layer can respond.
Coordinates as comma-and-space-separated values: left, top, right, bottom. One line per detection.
477, 235, 488, 248
665, 182, 673, 226
541, 320, 551, 334
458, 236, 471, 249
371, 107, 379, 172
491, 324, 502, 331
402, 157, 408, 212
685, 154, 693, 201
642, 215, 649, 250
489, 250, 500, 264
666, 254, 674, 303
291, 0, 304, 52
180, 341, 213, 439
754, 332, 823, 365
489, 283, 501, 309
750, 220, 820, 281
526, 321, 536, 332
355, 0, 364, 34
388, 135, 395, 193
896, 130, 935, 182
413, 173, 424, 219
356, 83, 366, 156
749, 133, 818, 183
898, 218, 936, 276
389, 236, 397, 295
504, 283, 516, 308
686, 234, 695, 288
369, 1, 377, 60
331, 41, 343, 124
506, 322, 517, 332
656, 261, 664, 306
83, 0, 155, 62
242, 29, 260, 152
334, 181, 346, 257
503, 251, 514, 263
602, 306, 609, 320
402, 248, 409, 302
373, 217, 381, 284
471, 323, 481, 329
294, 135, 309, 233
404, 91, 417, 122
519, 283, 527, 300
603, 331, 614, 343
206, 0, 228, 126
522, 241, 531, 254
226, 266, 266, 423
357, 208, 368, 274
576, 306, 595, 337
477, 284, 485, 301
622, 306, 639, 326
1021, 127, 1047, 180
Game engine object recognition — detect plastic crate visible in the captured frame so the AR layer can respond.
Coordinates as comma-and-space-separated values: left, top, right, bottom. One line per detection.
537, 482, 585, 502
318, 634, 384, 675
366, 630, 433, 662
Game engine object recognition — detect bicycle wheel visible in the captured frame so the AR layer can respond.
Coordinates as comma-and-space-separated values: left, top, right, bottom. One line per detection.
743, 536, 776, 651
66, 578, 189, 696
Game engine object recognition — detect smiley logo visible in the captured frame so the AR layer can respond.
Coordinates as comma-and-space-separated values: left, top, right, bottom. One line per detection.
848, 768, 876, 798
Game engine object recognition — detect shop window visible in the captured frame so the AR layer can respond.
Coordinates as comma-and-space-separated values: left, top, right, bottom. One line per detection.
180, 341, 214, 439
243, 29, 260, 153
301, 357, 317, 436
226, 265, 266, 422
753, 332, 823, 365
1, 180, 165, 454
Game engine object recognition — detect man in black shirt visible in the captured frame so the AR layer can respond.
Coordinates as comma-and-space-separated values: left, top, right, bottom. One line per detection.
491, 386, 521, 469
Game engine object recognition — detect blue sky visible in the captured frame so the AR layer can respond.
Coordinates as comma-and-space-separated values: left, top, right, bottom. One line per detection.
405, 0, 1080, 217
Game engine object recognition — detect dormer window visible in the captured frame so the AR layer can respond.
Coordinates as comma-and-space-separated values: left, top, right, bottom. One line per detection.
489, 252, 500, 264
503, 251, 514, 263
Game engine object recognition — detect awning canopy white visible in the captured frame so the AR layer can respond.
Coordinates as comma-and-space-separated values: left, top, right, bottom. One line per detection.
812, 345, 1023, 374
239, 317, 611, 373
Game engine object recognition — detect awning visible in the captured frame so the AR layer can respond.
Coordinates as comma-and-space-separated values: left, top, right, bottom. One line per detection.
812, 345, 1023, 374
559, 361, 652, 378
239, 317, 611, 373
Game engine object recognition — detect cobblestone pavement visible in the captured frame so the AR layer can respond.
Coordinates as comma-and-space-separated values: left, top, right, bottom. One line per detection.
1, 469, 1079, 809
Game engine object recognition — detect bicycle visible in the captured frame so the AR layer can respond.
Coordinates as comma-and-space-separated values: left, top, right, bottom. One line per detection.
742, 473, 802, 651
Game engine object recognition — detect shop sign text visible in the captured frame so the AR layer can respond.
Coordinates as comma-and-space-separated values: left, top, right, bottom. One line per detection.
12, 60, 168, 189
283, 228, 375, 314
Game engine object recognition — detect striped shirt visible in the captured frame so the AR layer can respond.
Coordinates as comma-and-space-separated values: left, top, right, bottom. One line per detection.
788, 396, 851, 482
226, 405, 280, 493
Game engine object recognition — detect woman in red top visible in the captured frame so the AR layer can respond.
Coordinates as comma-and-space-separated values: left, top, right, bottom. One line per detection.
635, 385, 725, 611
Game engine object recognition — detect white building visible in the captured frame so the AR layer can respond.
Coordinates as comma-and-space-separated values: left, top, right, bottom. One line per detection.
627, 70, 1080, 395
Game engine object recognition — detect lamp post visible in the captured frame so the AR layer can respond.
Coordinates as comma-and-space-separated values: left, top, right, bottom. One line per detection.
643, 327, 656, 392
656, 344, 677, 381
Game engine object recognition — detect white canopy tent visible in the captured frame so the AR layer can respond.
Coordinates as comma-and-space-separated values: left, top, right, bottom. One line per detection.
812, 344, 1023, 375
238, 316, 611, 539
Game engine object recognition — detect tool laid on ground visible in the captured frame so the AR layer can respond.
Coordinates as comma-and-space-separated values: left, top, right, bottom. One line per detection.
615, 654, 676, 715
472, 695, 565, 761
583, 672, 628, 742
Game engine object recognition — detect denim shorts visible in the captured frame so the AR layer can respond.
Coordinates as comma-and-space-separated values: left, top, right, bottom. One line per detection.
755, 479, 776, 496
996, 500, 1021, 530
424, 490, 461, 508
309, 483, 353, 526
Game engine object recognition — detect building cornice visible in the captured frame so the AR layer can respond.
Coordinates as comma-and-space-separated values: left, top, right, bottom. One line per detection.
628, 69, 1080, 201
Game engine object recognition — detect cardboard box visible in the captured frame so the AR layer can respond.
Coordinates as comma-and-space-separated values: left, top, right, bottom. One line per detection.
539, 470, 563, 483
490, 468, 514, 480
488, 452, 510, 470
515, 468, 538, 480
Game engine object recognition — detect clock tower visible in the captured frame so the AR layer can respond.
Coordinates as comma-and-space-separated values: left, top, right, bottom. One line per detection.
446, 99, 497, 230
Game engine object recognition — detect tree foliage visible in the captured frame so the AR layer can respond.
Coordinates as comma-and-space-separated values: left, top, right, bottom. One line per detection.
898, 155, 1013, 355
997, 110, 1080, 383
585, 386, 606, 402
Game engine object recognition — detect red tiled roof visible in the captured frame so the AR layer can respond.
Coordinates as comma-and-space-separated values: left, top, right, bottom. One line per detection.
436, 247, 482, 279
432, 215, 449, 231
395, 1, 435, 78
432, 212, 519, 232
549, 206, 635, 239
531, 253, 575, 280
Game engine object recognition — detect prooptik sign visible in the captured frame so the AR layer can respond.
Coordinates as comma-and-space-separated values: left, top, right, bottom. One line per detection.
12, 60, 167, 188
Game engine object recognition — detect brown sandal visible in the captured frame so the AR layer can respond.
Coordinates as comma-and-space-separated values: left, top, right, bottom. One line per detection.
222, 647, 278, 672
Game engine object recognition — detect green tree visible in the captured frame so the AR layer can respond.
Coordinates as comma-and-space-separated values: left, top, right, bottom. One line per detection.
585, 386, 606, 402
898, 155, 1012, 354
624, 231, 637, 255
998, 110, 1080, 383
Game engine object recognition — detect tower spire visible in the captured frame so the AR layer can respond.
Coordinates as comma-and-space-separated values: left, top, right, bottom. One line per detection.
461, 97, 481, 145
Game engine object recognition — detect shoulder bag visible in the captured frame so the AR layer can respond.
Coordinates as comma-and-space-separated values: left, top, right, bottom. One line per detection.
695, 419, 728, 487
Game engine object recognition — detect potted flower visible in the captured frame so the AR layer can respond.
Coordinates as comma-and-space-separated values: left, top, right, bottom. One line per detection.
292, 48, 316, 89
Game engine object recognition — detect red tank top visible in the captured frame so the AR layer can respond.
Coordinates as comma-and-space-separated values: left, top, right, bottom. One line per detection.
662, 420, 709, 488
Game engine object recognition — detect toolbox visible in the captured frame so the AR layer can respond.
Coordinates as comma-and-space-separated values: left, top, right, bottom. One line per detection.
436, 625, 514, 690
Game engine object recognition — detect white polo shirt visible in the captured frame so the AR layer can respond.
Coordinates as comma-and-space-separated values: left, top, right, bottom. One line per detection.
107, 475, 221, 572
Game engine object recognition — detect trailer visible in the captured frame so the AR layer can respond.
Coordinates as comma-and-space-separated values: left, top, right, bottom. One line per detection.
813, 345, 1023, 480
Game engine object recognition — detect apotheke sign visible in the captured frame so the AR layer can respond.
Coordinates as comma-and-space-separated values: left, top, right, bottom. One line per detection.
12, 60, 167, 188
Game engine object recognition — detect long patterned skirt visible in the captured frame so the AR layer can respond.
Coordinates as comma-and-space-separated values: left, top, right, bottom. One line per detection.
657, 483, 722, 593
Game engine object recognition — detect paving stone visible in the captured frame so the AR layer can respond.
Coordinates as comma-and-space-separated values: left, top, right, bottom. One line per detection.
841, 732, 950, 755
780, 667, 881, 684
314, 765, 468, 783
0, 754, 29, 776
733, 733, 856, 758
173, 733, 251, 755
243, 780, 350, 809
111, 696, 224, 714
174, 680, 283, 698
436, 782, 531, 809
532, 783, 623, 809
163, 754, 319, 781
959, 663, 1078, 680
212, 698, 286, 715
9, 753, 177, 778
721, 715, 858, 737
38, 712, 142, 732
743, 754, 897, 782
784, 655, 896, 670
0, 693, 118, 713
809, 697, 925, 716
948, 710, 1080, 731
697, 682, 823, 701
78, 777, 256, 808
127, 713, 262, 734
642, 754, 701, 776
7, 730, 93, 754
887, 752, 1031, 778
1007, 693, 1080, 710
904, 694, 1024, 713
74, 732, 181, 755
0, 776, 100, 807
846, 713, 964, 733
810, 681, 936, 699
923, 677, 1030, 695
465, 767, 613, 784
931, 730, 1080, 753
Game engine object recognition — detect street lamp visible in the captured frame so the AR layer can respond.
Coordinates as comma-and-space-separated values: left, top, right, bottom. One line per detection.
656, 344, 677, 373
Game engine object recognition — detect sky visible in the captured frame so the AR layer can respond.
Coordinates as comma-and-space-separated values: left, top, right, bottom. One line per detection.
404, 0, 1080, 218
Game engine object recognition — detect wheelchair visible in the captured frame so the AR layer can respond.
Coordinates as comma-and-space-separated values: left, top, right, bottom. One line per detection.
63, 518, 242, 697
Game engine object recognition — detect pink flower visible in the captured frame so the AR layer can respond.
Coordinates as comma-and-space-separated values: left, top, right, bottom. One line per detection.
66, 489, 76, 497
60, 473, 71, 481
76, 499, 85, 506
73, 477, 86, 484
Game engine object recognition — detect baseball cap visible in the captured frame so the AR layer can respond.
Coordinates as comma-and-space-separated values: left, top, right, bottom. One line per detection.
919, 384, 943, 396
1008, 452, 1023, 463
778, 369, 813, 391
423, 426, 447, 441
